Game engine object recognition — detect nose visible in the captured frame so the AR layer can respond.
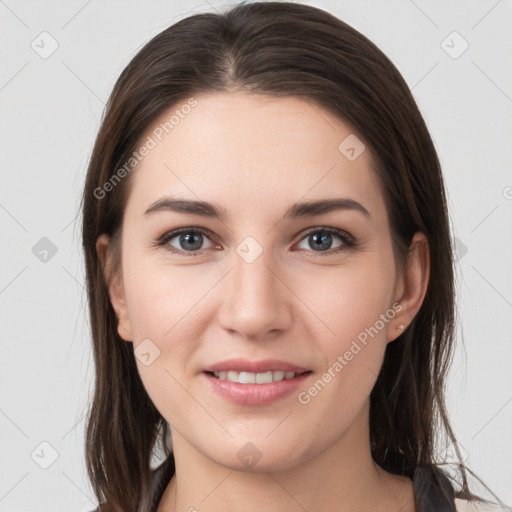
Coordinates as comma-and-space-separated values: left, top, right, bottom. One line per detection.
218, 242, 293, 341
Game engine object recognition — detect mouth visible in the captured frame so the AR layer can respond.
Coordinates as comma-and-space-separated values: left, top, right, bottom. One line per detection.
204, 369, 311, 384
202, 358, 312, 405
202, 368, 313, 406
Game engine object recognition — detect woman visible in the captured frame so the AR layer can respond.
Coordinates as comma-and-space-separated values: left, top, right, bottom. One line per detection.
81, 2, 505, 511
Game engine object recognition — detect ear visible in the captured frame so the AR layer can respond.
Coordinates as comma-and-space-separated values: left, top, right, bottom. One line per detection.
96, 233, 133, 341
388, 231, 430, 343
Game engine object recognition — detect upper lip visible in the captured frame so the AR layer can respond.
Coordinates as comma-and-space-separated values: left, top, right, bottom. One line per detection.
204, 358, 309, 374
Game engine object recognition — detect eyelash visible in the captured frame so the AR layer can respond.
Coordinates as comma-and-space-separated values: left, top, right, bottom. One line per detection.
154, 226, 357, 257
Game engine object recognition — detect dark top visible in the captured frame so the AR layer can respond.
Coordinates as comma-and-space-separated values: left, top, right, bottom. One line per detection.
90, 453, 457, 512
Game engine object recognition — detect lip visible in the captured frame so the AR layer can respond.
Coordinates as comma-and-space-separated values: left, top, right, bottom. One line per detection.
203, 371, 311, 406
203, 358, 309, 374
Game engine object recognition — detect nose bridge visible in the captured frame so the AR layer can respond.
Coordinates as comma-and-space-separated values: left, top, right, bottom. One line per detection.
234, 237, 275, 300
219, 234, 291, 338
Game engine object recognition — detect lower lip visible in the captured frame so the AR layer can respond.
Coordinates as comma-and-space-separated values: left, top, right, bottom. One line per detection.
203, 371, 311, 406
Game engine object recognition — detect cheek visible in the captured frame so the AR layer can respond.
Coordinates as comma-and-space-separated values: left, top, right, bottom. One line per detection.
293, 255, 395, 406
122, 258, 205, 422
123, 251, 206, 340
295, 272, 392, 432
295, 258, 396, 346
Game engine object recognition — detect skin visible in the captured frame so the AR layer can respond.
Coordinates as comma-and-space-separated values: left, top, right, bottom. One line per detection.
97, 92, 429, 512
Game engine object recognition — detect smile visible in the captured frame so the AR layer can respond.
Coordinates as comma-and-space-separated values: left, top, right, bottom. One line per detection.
210, 370, 305, 384
203, 370, 312, 405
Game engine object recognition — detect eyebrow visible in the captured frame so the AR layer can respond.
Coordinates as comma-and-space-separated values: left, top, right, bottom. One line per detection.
143, 197, 371, 221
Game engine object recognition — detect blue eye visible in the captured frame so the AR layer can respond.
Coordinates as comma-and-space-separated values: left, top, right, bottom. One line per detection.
156, 227, 356, 257
295, 228, 355, 254
158, 228, 215, 256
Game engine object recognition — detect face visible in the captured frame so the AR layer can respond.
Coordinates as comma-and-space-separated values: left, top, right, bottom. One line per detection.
98, 92, 427, 472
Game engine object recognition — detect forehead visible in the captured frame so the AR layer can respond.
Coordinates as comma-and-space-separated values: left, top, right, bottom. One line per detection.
126, 92, 387, 223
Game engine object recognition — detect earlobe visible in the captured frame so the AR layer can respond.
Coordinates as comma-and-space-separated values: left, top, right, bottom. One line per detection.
389, 232, 430, 342
95, 233, 133, 342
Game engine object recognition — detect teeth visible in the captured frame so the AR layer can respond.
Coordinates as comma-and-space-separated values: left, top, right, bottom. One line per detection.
212, 370, 299, 383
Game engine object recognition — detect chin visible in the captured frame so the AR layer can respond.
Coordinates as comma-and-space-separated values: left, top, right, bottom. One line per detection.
205, 439, 307, 474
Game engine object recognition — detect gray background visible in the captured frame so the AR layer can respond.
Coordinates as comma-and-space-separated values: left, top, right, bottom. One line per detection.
1, 0, 511, 510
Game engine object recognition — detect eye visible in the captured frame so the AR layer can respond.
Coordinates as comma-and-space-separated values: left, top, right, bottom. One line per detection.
295, 227, 355, 256
157, 227, 216, 256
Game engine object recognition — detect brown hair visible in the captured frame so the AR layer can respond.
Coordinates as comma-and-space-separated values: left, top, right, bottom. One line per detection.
81, 1, 502, 510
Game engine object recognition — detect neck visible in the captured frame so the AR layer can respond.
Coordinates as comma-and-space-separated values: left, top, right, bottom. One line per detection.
159, 402, 414, 512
